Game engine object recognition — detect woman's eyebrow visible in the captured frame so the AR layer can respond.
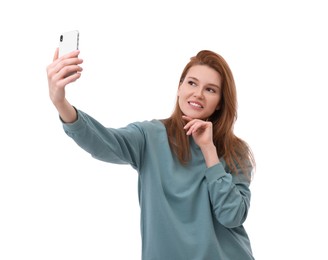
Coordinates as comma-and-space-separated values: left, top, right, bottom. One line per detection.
208, 83, 221, 89
188, 76, 220, 89
187, 76, 199, 82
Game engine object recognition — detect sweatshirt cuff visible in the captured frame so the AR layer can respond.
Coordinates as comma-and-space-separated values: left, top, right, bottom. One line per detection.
61, 109, 85, 132
59, 106, 78, 123
204, 163, 227, 183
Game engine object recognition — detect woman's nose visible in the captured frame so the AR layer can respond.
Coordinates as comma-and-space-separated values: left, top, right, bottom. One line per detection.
193, 88, 204, 99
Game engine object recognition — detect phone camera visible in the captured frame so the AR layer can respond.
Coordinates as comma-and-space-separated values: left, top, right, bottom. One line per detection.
60, 35, 63, 42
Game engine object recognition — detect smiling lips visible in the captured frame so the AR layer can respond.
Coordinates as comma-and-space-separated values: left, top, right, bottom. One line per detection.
188, 101, 204, 109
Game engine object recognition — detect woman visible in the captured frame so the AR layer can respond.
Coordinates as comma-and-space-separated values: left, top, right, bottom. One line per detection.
47, 49, 256, 259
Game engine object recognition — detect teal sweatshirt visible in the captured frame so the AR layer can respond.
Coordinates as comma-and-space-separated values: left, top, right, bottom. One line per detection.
63, 110, 255, 260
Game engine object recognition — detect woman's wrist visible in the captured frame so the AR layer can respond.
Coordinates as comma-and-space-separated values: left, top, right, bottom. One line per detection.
200, 143, 220, 168
55, 99, 77, 123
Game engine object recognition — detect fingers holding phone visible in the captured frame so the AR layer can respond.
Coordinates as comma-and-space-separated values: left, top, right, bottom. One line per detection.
54, 49, 83, 80
46, 30, 83, 106
47, 49, 83, 101
58, 30, 81, 80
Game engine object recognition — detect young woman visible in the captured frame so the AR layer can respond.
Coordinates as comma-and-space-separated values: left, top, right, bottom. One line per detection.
47, 49, 256, 259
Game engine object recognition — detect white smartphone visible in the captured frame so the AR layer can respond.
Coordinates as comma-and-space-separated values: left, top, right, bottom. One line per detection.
58, 30, 79, 57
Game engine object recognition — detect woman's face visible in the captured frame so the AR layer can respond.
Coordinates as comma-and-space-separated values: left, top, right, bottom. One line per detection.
178, 65, 222, 120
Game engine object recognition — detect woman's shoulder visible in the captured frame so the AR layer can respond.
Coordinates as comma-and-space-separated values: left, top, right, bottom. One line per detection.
128, 120, 169, 147
124, 119, 166, 137
130, 119, 165, 130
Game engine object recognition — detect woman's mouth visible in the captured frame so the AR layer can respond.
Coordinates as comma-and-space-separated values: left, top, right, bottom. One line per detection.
188, 101, 204, 109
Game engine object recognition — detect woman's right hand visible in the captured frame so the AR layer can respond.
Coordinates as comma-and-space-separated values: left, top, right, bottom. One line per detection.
46, 48, 83, 123
46, 48, 83, 106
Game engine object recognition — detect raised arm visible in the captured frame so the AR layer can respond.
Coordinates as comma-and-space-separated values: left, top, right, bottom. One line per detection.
46, 48, 83, 123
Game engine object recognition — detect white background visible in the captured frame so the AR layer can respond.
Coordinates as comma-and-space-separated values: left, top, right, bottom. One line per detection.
1, 0, 327, 259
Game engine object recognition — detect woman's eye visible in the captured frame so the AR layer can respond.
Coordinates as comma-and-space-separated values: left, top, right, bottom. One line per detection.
188, 81, 196, 86
207, 88, 215, 93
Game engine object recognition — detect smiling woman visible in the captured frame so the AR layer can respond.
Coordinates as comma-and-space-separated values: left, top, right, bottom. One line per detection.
46, 49, 256, 260
178, 65, 222, 120
165, 50, 255, 174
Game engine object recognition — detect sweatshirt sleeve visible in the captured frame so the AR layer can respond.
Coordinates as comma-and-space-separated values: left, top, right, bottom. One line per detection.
62, 109, 145, 170
204, 162, 252, 228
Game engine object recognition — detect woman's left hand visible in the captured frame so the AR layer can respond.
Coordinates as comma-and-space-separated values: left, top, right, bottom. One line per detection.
182, 116, 214, 149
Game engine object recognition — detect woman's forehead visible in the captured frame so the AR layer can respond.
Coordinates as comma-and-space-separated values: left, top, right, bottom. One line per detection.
186, 65, 222, 87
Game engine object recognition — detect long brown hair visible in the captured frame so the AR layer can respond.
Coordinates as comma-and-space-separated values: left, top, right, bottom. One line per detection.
163, 50, 255, 175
